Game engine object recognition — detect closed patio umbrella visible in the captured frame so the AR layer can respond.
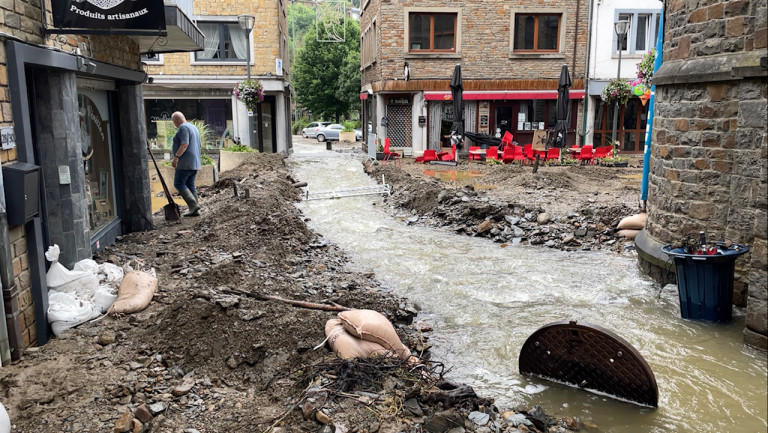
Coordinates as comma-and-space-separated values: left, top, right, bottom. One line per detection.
449, 63, 464, 160
553, 64, 571, 149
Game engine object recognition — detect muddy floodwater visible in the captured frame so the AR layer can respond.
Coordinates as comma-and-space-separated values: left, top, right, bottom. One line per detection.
290, 142, 766, 433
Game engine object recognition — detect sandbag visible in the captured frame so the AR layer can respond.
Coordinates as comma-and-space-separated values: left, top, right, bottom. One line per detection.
617, 213, 647, 230
107, 271, 157, 315
337, 309, 411, 360
617, 229, 640, 239
325, 319, 392, 359
47, 289, 101, 336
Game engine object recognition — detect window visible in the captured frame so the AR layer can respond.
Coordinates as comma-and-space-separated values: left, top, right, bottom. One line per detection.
362, 21, 377, 66
408, 13, 456, 52
614, 10, 662, 54
513, 14, 561, 52
592, 99, 648, 153
195, 21, 249, 61
141, 53, 163, 64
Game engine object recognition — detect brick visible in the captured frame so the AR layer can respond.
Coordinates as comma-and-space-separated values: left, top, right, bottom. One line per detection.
674, 119, 690, 131
693, 159, 709, 170
713, 160, 731, 172
688, 202, 714, 219
689, 8, 707, 23
665, 169, 679, 181
707, 3, 723, 20
726, 17, 745, 38
12, 256, 21, 277
12, 237, 27, 256
708, 84, 727, 102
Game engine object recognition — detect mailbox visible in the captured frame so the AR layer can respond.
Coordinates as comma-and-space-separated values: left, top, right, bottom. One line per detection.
2, 162, 40, 225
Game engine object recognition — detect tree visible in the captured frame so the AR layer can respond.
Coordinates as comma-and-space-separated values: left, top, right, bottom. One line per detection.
288, 2, 315, 54
293, 16, 360, 122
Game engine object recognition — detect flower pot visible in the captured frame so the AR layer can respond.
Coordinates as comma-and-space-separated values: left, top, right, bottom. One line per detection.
339, 131, 356, 142
376, 152, 386, 160
219, 149, 260, 172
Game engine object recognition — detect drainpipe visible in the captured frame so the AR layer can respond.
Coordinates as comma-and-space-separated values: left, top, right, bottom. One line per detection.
580, 0, 595, 145
641, 8, 664, 207
0, 175, 15, 365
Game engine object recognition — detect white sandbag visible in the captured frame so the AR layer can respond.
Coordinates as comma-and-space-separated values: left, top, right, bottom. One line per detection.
47, 289, 101, 336
73, 259, 99, 274
92, 285, 118, 314
108, 271, 157, 315
617, 229, 640, 239
45, 245, 90, 289
325, 319, 392, 359
99, 262, 124, 285
617, 213, 647, 230
0, 401, 10, 433
337, 309, 411, 360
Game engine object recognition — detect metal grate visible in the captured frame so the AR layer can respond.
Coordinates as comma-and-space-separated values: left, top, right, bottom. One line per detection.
519, 320, 658, 408
387, 105, 412, 148
304, 175, 391, 201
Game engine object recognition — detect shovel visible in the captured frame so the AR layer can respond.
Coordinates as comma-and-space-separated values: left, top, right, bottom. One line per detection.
146, 141, 181, 221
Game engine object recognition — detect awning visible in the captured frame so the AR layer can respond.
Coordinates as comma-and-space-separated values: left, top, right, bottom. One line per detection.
424, 90, 585, 101
130, 4, 204, 54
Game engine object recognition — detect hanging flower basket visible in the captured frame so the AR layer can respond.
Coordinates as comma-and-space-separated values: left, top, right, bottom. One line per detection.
636, 49, 656, 88
601, 79, 632, 106
233, 79, 264, 111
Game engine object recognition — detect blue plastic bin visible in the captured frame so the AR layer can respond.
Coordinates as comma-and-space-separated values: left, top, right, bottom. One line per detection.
661, 243, 749, 322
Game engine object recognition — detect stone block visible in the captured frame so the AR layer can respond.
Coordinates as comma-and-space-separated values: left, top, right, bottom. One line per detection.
743, 327, 767, 351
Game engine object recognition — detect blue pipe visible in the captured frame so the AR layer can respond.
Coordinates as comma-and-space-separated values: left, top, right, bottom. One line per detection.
641, 9, 664, 202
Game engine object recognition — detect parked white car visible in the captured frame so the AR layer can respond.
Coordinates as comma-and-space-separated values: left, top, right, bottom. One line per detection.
301, 121, 331, 138
316, 124, 345, 142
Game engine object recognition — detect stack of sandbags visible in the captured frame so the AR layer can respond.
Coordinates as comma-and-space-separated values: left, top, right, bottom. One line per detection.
325, 309, 411, 360
107, 271, 158, 315
616, 213, 647, 239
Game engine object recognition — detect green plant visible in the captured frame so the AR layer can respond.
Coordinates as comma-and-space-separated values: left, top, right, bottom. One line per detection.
162, 120, 216, 149
342, 120, 356, 132
293, 118, 310, 135
223, 144, 257, 153
376, 138, 383, 152
486, 157, 503, 165
601, 79, 632, 106
201, 154, 214, 166
636, 49, 656, 88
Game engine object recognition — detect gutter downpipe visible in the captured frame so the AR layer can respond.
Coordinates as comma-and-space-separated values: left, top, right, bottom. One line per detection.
0, 176, 14, 366
640, 7, 664, 208
580, 0, 595, 145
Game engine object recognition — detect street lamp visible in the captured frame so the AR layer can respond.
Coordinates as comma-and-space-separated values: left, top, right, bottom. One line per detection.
238, 14, 256, 148
611, 19, 630, 144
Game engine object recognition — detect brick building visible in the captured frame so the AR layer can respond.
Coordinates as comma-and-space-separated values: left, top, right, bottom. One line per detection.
635, 0, 767, 349
359, 0, 589, 156
143, 0, 293, 154
0, 1, 202, 363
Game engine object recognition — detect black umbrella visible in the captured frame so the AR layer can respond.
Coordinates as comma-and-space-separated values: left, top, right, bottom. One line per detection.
449, 64, 464, 154
553, 64, 572, 149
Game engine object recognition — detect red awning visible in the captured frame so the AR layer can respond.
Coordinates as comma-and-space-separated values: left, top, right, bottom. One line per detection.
360, 92, 369, 100
424, 90, 585, 101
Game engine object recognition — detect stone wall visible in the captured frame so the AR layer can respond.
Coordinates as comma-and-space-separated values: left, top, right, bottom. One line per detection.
642, 0, 767, 349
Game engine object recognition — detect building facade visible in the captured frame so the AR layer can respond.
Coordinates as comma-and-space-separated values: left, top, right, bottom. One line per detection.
359, 0, 589, 156
636, 0, 767, 349
0, 0, 203, 363
143, 0, 293, 155
583, 0, 663, 153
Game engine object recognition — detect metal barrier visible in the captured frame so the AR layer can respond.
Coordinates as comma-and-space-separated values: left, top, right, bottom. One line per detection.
304, 175, 391, 201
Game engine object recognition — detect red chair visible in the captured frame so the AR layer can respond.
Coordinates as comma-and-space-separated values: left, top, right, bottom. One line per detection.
578, 144, 594, 165
568, 145, 580, 159
485, 147, 499, 161
383, 138, 401, 167
501, 145, 517, 164
468, 146, 482, 160
437, 145, 456, 161
523, 144, 536, 163
546, 148, 560, 161
501, 131, 514, 148
415, 149, 437, 164
593, 145, 613, 161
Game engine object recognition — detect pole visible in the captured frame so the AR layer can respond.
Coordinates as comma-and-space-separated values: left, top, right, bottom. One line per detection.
246, 30, 255, 150
641, 9, 664, 204
611, 40, 623, 143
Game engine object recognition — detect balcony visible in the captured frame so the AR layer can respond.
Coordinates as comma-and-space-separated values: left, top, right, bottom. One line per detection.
130, 1, 204, 55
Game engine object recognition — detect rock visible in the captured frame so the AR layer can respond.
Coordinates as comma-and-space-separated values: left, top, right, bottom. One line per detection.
424, 410, 463, 433
148, 402, 167, 415
172, 377, 195, 397
131, 419, 144, 433
113, 412, 133, 433
134, 404, 153, 423
536, 213, 550, 225
403, 398, 423, 416
575, 228, 587, 237
468, 411, 490, 425
562, 416, 579, 430
477, 220, 494, 234
301, 401, 315, 419
98, 332, 116, 346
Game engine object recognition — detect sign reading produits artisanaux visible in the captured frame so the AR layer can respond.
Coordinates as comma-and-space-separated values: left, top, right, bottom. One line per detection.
53, 0, 166, 31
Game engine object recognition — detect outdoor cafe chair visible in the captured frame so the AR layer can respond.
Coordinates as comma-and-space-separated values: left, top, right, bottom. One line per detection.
501, 131, 514, 149
546, 148, 560, 161
468, 146, 483, 160
523, 144, 536, 163
382, 138, 401, 167
578, 145, 594, 165
593, 145, 613, 161
415, 149, 437, 164
437, 145, 456, 161
485, 147, 499, 161
501, 145, 516, 164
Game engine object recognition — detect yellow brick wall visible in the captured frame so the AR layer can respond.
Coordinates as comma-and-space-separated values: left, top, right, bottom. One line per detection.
147, 0, 286, 77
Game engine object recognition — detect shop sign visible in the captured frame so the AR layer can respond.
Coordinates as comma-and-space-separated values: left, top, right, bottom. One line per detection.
1, 127, 15, 150
52, 0, 166, 31
388, 97, 410, 106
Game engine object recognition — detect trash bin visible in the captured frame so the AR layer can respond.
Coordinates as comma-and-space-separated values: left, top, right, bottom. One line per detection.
661, 243, 750, 322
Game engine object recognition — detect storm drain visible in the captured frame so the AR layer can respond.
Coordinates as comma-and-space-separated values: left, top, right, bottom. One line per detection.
519, 320, 658, 408
304, 175, 391, 200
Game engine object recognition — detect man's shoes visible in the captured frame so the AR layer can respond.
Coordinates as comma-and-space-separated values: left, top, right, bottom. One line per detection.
179, 189, 201, 217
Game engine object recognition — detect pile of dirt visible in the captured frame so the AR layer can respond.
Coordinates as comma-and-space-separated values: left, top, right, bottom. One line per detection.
0, 153, 579, 433
366, 158, 644, 251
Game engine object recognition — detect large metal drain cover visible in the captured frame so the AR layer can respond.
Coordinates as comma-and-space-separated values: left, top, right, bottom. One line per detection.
519, 320, 658, 408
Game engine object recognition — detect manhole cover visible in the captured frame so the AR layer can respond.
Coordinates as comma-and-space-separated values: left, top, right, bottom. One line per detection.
519, 320, 658, 408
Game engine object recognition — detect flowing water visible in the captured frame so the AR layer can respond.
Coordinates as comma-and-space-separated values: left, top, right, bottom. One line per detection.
289, 142, 767, 433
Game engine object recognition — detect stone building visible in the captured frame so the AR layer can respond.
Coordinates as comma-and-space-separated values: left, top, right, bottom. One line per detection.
636, 0, 767, 349
143, 0, 293, 154
0, 1, 203, 363
359, 0, 589, 156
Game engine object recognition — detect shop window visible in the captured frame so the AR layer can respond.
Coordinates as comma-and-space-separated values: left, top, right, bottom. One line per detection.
195, 21, 249, 61
79, 91, 116, 233
592, 99, 648, 152
408, 12, 456, 52
513, 14, 561, 52
144, 99, 234, 149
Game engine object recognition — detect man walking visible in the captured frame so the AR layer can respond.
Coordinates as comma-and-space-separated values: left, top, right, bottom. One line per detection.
171, 111, 201, 217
